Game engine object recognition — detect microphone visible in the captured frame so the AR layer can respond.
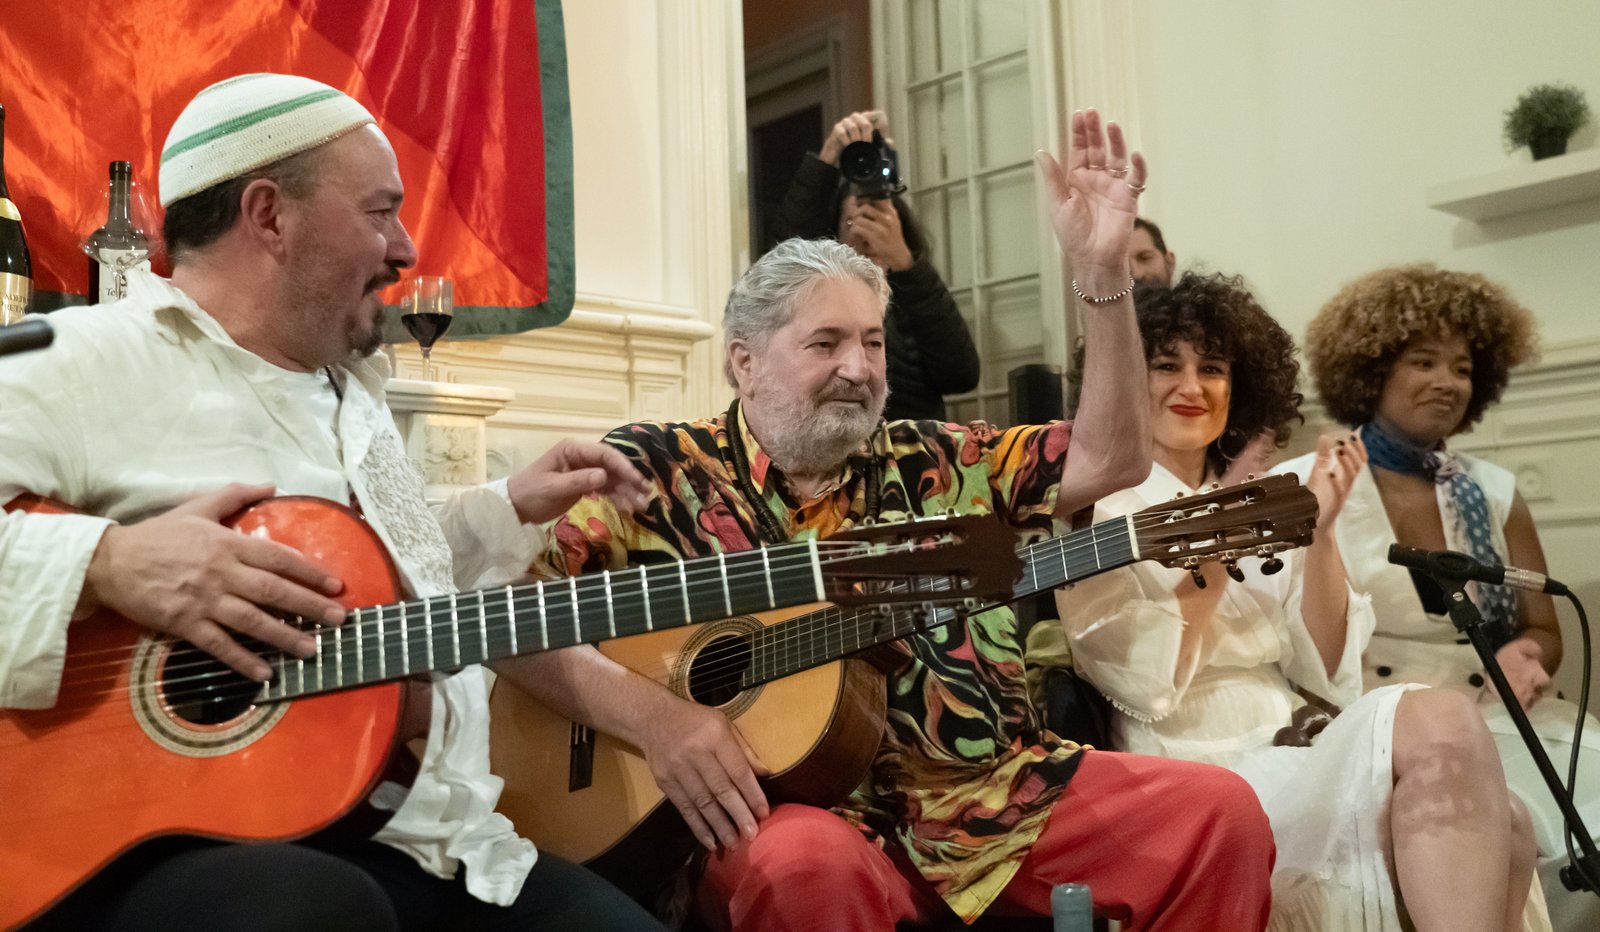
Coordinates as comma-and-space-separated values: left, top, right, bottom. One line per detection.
0, 319, 54, 359
1388, 544, 1569, 596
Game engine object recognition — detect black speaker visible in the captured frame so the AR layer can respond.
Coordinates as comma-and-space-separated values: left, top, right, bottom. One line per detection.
1007, 363, 1065, 425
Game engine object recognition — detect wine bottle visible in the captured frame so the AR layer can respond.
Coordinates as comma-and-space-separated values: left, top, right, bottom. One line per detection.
85, 160, 151, 304
0, 103, 33, 325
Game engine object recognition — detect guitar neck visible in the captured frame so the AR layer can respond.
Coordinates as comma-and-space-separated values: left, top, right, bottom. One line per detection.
261, 543, 824, 701
740, 516, 1139, 688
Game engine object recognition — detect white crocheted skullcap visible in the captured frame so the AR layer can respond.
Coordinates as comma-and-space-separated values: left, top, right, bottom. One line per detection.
159, 73, 375, 207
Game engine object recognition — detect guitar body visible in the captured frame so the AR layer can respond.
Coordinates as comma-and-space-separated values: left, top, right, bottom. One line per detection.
0, 497, 409, 928
491, 603, 887, 894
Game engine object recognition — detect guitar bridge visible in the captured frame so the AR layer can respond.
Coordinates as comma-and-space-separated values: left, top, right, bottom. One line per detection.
568, 721, 595, 792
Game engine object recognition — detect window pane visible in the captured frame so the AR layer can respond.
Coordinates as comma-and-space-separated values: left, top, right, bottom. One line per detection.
909, 0, 966, 81
911, 189, 951, 278
980, 278, 1043, 392
972, 2, 1029, 60
980, 167, 1038, 282
939, 182, 973, 290
975, 56, 1032, 170
908, 78, 967, 184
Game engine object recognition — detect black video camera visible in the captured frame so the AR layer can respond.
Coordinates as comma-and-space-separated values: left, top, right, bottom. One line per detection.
839, 131, 905, 200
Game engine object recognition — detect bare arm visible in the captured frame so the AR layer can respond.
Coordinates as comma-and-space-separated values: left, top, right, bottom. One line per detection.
1035, 110, 1152, 517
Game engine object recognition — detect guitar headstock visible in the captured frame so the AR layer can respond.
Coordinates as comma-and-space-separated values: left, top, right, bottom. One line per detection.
1132, 474, 1318, 582
821, 514, 1019, 608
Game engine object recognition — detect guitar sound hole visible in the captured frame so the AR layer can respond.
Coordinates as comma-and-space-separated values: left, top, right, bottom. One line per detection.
686, 634, 752, 708
161, 642, 262, 725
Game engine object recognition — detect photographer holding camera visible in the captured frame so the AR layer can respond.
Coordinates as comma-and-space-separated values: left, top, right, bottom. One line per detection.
771, 110, 980, 422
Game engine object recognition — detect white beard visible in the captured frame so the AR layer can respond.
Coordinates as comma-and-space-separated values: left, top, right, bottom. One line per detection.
747, 372, 886, 479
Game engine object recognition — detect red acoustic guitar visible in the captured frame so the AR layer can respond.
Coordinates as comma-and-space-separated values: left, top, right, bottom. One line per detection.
490, 475, 1319, 895
0, 495, 1018, 928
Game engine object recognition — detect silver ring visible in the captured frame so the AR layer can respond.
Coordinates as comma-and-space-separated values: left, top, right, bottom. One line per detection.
1126, 181, 1147, 194
1106, 166, 1129, 177
1087, 162, 1107, 170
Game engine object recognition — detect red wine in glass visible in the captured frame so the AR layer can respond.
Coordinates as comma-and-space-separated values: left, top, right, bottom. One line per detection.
400, 276, 453, 378
402, 311, 452, 351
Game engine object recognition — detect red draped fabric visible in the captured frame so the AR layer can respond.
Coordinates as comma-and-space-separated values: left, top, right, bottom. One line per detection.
0, 0, 572, 334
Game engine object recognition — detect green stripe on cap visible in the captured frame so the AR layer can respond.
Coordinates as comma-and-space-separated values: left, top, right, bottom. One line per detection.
161, 89, 347, 163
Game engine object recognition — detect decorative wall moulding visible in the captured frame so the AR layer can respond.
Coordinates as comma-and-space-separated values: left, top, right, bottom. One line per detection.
1426, 148, 1600, 221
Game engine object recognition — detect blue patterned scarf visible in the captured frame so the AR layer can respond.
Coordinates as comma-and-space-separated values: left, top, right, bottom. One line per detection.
1361, 420, 1518, 641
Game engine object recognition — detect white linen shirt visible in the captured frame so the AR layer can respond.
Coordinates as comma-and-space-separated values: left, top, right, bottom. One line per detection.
0, 271, 539, 905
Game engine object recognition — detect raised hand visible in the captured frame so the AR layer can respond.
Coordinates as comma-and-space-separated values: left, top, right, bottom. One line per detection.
505, 437, 653, 524
1034, 109, 1149, 294
839, 195, 914, 272
82, 483, 348, 682
819, 110, 890, 166
1305, 432, 1368, 536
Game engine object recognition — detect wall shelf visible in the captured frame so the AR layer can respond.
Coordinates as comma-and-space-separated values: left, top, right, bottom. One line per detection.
1426, 148, 1600, 221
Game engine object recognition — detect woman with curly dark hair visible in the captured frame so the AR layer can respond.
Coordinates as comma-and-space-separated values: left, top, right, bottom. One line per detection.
1283, 265, 1595, 928
1049, 272, 1542, 930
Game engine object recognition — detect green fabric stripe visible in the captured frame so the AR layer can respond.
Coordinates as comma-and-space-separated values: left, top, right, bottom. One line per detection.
160, 89, 346, 163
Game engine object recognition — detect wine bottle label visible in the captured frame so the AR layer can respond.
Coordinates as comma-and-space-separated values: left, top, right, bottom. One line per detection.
94, 250, 153, 304
0, 270, 30, 325
0, 198, 18, 222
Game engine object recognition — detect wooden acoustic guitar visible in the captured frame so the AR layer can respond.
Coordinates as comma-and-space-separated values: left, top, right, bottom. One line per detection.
0, 495, 1018, 928
489, 474, 1319, 895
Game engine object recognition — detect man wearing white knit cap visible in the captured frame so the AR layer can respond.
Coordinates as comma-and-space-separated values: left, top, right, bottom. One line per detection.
0, 74, 661, 930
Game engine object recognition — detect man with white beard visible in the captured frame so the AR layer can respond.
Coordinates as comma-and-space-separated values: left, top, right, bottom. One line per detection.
503, 111, 1277, 931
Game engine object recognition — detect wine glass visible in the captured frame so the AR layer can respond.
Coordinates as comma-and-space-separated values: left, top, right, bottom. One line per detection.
81, 163, 159, 304
401, 276, 454, 380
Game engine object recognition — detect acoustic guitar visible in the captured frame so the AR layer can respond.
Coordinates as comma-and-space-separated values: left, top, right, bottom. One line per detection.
0, 495, 1018, 928
489, 475, 1319, 894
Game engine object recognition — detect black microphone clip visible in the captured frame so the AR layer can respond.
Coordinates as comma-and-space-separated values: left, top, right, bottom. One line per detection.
1387, 543, 1568, 596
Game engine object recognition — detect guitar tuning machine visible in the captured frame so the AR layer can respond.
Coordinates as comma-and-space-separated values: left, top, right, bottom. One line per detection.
1260, 556, 1285, 576
1188, 567, 1207, 589
1224, 560, 1246, 583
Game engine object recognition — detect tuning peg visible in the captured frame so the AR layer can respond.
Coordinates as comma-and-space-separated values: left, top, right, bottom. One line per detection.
1260, 556, 1285, 575
1189, 567, 1208, 589
1225, 561, 1245, 583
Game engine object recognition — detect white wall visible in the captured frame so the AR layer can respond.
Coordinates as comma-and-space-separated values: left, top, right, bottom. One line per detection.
1111, 0, 1600, 704
1126, 0, 1600, 342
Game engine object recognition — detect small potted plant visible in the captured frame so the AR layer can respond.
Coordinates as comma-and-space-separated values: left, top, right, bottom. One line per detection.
1503, 82, 1591, 160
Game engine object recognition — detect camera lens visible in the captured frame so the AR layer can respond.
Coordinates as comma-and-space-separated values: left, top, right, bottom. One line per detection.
839, 140, 881, 184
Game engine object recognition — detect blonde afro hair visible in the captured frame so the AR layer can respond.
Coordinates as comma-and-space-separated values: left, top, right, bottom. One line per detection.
1305, 264, 1539, 432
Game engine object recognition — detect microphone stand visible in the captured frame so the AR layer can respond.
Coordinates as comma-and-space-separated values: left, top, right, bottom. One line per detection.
1435, 576, 1600, 895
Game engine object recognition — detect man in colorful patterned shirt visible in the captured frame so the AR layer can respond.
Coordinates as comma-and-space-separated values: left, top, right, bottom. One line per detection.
510, 112, 1274, 930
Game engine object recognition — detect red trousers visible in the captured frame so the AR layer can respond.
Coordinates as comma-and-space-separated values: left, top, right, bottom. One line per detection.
696, 750, 1274, 932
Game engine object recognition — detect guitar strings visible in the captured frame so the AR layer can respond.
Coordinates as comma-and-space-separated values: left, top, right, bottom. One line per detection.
39, 501, 1303, 707
35, 532, 995, 699
54, 502, 1293, 707
0, 502, 1306, 748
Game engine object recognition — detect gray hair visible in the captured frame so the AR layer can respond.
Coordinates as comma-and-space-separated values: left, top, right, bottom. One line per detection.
723, 238, 890, 386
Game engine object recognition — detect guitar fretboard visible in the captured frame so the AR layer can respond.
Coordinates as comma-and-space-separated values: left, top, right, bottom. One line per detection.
739, 517, 1138, 688
259, 542, 825, 701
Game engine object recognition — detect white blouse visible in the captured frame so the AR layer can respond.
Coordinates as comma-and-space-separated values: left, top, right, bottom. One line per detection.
1056, 463, 1374, 763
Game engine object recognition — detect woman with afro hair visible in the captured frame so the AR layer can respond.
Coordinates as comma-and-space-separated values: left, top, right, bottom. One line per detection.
1047, 272, 1546, 931
1281, 264, 1597, 928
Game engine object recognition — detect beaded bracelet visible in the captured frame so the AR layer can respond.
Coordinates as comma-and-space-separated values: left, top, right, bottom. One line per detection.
1070, 277, 1136, 305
